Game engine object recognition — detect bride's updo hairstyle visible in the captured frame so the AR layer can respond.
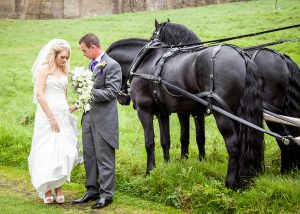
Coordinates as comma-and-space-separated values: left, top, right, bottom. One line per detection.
46, 43, 71, 75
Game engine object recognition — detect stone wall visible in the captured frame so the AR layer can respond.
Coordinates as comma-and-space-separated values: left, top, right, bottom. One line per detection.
0, 0, 245, 19
76, 0, 119, 19
0, 0, 24, 19
119, 0, 244, 13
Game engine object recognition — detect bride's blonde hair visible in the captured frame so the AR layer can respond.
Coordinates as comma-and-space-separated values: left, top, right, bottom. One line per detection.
32, 39, 71, 104
46, 44, 70, 75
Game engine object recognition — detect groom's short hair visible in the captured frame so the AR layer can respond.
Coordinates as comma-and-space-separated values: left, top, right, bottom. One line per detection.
79, 33, 100, 48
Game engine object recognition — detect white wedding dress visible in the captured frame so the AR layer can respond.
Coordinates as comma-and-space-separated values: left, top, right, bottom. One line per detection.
28, 75, 81, 199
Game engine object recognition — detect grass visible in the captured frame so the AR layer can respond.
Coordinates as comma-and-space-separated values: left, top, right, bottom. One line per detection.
0, 0, 300, 213
0, 166, 181, 213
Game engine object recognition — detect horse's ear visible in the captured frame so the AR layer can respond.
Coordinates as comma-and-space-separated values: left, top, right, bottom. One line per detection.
167, 18, 170, 22
155, 19, 160, 29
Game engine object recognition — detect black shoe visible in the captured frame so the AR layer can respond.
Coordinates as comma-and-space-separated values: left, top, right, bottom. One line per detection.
91, 197, 112, 209
72, 193, 99, 204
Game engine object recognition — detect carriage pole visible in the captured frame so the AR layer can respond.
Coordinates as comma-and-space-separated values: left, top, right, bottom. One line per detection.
263, 113, 300, 127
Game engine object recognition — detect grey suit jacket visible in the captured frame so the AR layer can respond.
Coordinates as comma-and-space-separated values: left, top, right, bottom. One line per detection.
89, 54, 122, 149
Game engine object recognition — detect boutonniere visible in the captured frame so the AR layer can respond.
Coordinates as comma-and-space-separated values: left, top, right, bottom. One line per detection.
96, 61, 107, 70
94, 61, 107, 76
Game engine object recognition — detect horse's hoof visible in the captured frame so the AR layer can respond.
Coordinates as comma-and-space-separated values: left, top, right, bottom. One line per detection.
225, 180, 238, 190
144, 170, 152, 178
198, 155, 205, 161
180, 154, 189, 159
199, 152, 205, 161
163, 158, 170, 163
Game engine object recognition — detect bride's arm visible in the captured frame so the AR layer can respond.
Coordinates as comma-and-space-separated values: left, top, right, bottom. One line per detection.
66, 87, 78, 113
35, 65, 60, 132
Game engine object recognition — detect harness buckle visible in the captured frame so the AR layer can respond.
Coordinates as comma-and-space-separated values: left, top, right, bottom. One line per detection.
204, 102, 213, 116
152, 76, 161, 84
282, 136, 291, 145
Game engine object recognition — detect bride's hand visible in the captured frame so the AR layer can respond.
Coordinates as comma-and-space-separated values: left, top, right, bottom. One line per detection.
69, 104, 77, 113
50, 118, 60, 132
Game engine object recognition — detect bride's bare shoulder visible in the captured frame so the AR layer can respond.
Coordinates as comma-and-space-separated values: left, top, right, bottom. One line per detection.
38, 63, 51, 75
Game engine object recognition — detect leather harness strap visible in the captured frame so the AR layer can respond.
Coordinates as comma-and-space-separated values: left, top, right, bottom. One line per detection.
206, 44, 223, 115
128, 39, 162, 84
250, 49, 261, 61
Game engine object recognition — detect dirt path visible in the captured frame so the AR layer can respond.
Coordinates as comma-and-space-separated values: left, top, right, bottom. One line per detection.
0, 166, 182, 213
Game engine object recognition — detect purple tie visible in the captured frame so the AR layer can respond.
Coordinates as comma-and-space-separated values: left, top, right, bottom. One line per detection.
90, 60, 98, 72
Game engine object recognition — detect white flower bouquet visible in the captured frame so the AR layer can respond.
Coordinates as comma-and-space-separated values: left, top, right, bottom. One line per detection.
69, 67, 95, 113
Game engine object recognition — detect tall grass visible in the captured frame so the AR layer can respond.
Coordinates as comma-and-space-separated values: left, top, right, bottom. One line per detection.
0, 0, 300, 213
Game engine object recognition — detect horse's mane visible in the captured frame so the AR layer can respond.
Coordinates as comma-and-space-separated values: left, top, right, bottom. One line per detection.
160, 22, 201, 45
106, 38, 150, 53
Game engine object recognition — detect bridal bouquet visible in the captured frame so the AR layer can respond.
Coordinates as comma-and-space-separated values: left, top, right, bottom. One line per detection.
69, 67, 95, 113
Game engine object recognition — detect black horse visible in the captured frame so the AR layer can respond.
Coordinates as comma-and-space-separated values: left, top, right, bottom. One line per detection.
107, 23, 300, 174
107, 32, 206, 161
109, 21, 265, 189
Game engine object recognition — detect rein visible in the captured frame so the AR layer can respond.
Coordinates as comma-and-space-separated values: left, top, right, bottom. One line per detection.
153, 23, 300, 49
160, 79, 298, 145
243, 36, 300, 51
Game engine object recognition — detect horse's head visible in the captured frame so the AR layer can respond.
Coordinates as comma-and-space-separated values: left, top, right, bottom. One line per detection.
107, 38, 149, 105
151, 19, 168, 41
151, 19, 201, 45
117, 83, 131, 105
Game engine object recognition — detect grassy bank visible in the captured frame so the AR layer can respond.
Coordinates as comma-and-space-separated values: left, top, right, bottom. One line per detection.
1, 0, 300, 213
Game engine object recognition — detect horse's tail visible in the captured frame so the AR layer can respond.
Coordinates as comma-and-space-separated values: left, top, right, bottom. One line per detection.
282, 55, 300, 170
236, 57, 264, 187
283, 55, 300, 121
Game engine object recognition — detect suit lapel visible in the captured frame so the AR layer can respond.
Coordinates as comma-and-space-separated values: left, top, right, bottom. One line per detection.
93, 54, 107, 80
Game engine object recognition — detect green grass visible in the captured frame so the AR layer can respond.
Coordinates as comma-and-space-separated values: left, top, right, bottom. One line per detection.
0, 166, 180, 213
1, 0, 300, 213
0, 195, 78, 214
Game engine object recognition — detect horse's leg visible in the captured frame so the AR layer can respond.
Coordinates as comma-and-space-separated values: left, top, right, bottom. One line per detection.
137, 109, 155, 174
266, 121, 296, 173
276, 139, 300, 174
194, 114, 205, 160
213, 112, 240, 189
278, 142, 293, 173
157, 114, 170, 162
282, 127, 300, 172
177, 113, 190, 159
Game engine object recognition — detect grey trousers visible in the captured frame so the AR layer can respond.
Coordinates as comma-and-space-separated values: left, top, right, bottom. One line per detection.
82, 112, 115, 199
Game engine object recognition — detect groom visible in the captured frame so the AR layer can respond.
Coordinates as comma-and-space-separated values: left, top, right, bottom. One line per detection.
72, 33, 122, 209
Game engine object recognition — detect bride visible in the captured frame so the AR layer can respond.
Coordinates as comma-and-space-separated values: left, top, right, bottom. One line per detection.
28, 39, 81, 204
